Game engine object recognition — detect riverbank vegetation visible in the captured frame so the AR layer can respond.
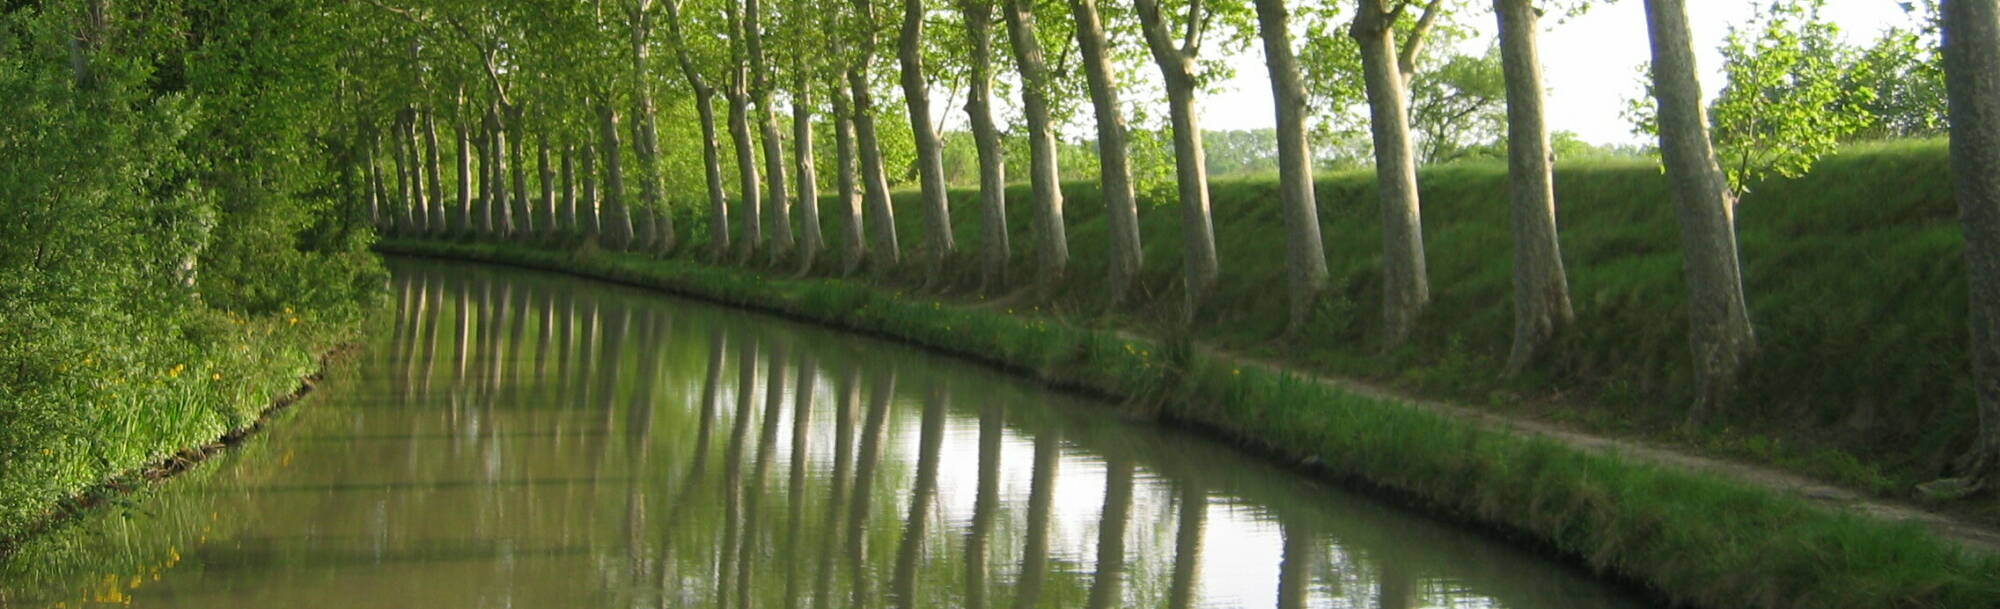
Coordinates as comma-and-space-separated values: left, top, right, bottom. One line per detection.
380, 238, 2000, 609
0, 3, 383, 548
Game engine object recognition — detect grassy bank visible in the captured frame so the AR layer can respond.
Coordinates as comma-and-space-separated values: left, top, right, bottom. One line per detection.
381, 238, 1998, 609
0, 306, 368, 554
758, 138, 1968, 499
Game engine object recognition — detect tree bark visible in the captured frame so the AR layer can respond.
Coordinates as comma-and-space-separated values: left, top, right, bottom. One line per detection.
392, 110, 415, 235
560, 142, 577, 234
849, 0, 900, 272
697, 90, 732, 258
1252, 0, 1328, 334
506, 106, 534, 238
1354, 0, 1430, 348
793, 69, 824, 274
728, 86, 763, 261
961, 0, 1010, 292
1070, 0, 1143, 304
366, 133, 385, 231
537, 131, 557, 238
473, 118, 493, 236
666, 0, 731, 259
423, 111, 445, 234
1496, 0, 1573, 374
1644, 0, 1757, 426
748, 0, 793, 264
581, 132, 601, 239
598, 103, 636, 250
1944, 0, 2000, 486
486, 104, 516, 237
830, 80, 869, 275
1133, 0, 1219, 320
454, 121, 472, 234
631, 3, 676, 254
900, 0, 957, 283
1002, 0, 1069, 288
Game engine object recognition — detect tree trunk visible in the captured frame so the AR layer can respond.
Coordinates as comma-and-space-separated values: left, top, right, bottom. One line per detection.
1133, 0, 1219, 320
486, 104, 516, 237
830, 80, 869, 275
1943, 0, 2000, 486
1070, 0, 1143, 304
727, 87, 763, 261
366, 134, 385, 231
961, 0, 1010, 292
423, 111, 445, 234
793, 70, 823, 274
631, 9, 676, 254
696, 90, 732, 259
581, 135, 601, 240
1354, 0, 1429, 348
1252, 0, 1327, 334
392, 111, 415, 236
560, 142, 577, 235
850, 69, 901, 271
537, 131, 556, 237
598, 103, 636, 250
507, 106, 533, 238
900, 0, 957, 283
848, 0, 900, 273
1496, 0, 1573, 375
1644, 0, 1756, 426
455, 121, 472, 234
1002, 0, 1068, 288
474, 118, 493, 237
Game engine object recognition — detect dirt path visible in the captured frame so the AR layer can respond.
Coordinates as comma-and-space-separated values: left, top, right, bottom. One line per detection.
1203, 342, 2000, 554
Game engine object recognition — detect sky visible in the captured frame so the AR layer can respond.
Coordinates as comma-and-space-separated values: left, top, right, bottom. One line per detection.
1192, 1, 1926, 146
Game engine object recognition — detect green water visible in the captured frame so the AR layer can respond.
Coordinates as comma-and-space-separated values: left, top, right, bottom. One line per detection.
1, 258, 1653, 608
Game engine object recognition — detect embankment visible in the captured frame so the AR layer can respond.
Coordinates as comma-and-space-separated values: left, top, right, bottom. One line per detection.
380, 237, 2000, 609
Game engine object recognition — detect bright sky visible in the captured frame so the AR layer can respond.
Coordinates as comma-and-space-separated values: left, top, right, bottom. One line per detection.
1195, 1, 1926, 146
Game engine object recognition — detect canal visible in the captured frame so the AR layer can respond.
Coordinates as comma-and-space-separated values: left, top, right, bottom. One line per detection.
2, 258, 1651, 608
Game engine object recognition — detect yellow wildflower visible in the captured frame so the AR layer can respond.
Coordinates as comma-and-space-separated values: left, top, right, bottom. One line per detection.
167, 364, 185, 378
211, 372, 221, 381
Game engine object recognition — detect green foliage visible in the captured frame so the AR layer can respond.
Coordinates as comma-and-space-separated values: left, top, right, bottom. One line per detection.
0, 0, 381, 546
1707, 0, 1876, 194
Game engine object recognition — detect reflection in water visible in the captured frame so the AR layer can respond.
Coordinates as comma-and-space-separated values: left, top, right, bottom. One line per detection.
0, 259, 1655, 609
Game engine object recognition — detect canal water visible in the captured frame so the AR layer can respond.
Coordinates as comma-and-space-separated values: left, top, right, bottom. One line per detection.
1, 258, 1652, 608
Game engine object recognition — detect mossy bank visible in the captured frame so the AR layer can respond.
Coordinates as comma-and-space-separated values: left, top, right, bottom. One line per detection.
380, 238, 1999, 609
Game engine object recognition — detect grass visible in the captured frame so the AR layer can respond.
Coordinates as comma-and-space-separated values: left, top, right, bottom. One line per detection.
785, 137, 1969, 499
0, 306, 366, 554
380, 236, 2000, 609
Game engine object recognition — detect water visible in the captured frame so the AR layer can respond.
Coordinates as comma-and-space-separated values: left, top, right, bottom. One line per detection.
1, 258, 1653, 608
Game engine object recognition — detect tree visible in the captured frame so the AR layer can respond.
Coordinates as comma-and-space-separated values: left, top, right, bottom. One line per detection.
625, 0, 678, 254
725, 0, 765, 261
665, 0, 734, 259
1068, 0, 1144, 304
748, 0, 794, 263
958, 0, 1012, 291
1351, 0, 1447, 348
1408, 49, 1505, 164
1002, 0, 1069, 290
1644, 0, 1757, 426
848, 0, 902, 271
1940, 0, 2000, 492
1494, 0, 1572, 375
899, 0, 957, 283
1250, 0, 1328, 334
1709, 0, 1876, 194
1133, 0, 1244, 318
